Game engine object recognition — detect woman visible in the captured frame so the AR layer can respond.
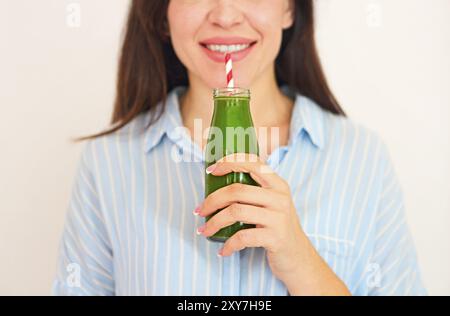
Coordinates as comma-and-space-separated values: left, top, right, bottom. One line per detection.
53, 0, 426, 295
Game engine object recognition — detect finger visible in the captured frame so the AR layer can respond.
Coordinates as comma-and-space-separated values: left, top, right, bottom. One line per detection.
200, 182, 285, 217
207, 153, 288, 191
201, 203, 276, 237
219, 228, 275, 257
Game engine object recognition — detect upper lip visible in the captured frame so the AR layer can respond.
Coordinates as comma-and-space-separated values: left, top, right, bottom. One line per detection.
199, 36, 257, 46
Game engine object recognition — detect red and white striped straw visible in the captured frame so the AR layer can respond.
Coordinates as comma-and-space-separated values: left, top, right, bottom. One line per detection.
225, 53, 234, 88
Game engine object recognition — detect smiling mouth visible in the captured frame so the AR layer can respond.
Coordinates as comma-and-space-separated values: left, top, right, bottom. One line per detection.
200, 41, 257, 54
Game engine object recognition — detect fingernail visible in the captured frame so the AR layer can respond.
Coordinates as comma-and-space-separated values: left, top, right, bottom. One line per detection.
193, 206, 201, 216
196, 225, 206, 235
217, 248, 223, 257
206, 164, 217, 174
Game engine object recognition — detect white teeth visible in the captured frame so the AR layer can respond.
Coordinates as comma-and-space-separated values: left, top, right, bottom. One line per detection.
205, 43, 251, 53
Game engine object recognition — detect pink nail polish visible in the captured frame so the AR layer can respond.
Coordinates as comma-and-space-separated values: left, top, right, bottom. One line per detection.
206, 164, 217, 174
196, 225, 206, 235
193, 206, 201, 216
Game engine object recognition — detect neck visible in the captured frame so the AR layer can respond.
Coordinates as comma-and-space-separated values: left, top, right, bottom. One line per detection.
179, 64, 294, 157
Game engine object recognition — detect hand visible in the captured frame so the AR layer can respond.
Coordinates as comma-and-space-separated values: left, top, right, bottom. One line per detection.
198, 153, 305, 281
195, 153, 350, 295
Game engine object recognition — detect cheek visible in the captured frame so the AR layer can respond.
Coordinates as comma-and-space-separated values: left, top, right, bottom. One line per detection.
167, 4, 190, 46
167, 2, 202, 63
246, 7, 285, 63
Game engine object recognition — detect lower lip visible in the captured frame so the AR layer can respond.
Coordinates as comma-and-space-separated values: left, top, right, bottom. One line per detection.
200, 43, 256, 63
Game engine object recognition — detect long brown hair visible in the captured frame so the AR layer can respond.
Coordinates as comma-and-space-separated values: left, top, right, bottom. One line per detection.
74, 0, 345, 142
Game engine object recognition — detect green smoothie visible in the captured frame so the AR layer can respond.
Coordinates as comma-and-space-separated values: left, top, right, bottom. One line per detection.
204, 88, 260, 243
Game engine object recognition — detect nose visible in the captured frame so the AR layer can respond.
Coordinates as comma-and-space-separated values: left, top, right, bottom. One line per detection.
207, 0, 244, 29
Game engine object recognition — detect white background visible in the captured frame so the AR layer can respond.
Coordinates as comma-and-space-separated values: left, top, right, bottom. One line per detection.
0, 0, 449, 295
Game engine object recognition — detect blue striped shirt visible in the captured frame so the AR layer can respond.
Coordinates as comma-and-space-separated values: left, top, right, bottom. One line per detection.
53, 86, 426, 296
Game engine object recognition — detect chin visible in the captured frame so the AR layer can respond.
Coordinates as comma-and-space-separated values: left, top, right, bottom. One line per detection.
198, 74, 251, 90
198, 75, 228, 90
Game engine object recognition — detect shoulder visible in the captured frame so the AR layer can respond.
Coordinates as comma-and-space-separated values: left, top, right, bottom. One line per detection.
78, 111, 152, 172
307, 97, 392, 172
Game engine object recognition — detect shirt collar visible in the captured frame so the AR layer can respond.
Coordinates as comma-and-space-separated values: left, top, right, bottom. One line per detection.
143, 85, 325, 154
143, 86, 187, 154
282, 85, 325, 150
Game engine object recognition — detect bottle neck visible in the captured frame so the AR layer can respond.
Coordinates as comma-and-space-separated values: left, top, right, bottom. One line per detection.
212, 96, 254, 130
212, 88, 251, 117
213, 96, 250, 109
